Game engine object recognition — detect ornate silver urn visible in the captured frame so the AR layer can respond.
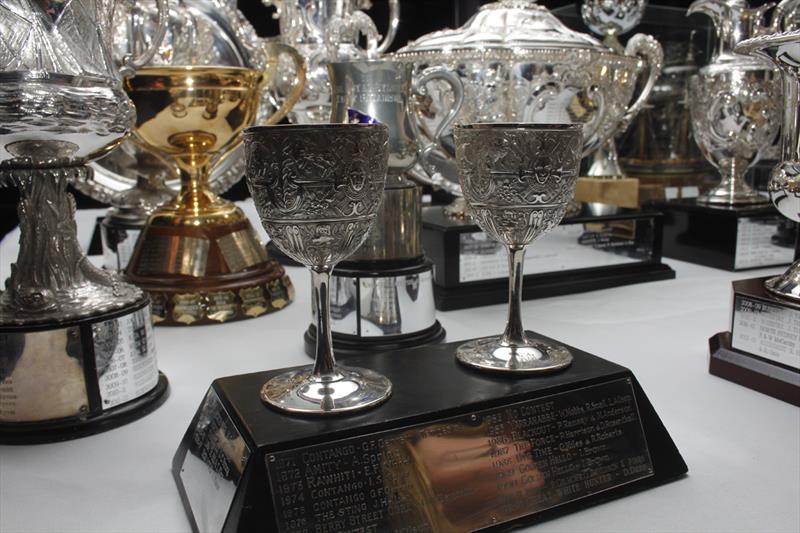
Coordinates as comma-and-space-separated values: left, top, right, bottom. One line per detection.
265, 0, 400, 124
394, 0, 663, 197
687, 0, 781, 206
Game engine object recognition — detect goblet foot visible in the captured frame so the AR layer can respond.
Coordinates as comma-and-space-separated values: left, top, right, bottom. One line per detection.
697, 184, 769, 206
260, 366, 392, 415
764, 260, 800, 302
456, 335, 573, 374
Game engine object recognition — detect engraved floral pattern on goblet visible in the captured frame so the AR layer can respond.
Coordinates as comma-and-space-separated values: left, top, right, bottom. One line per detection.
244, 123, 392, 414
454, 123, 583, 373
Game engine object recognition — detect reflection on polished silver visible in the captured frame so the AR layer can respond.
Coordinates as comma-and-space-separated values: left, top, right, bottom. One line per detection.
582, 0, 647, 47
0, 0, 167, 323
328, 59, 464, 261
738, 29, 800, 301
454, 124, 583, 373
83, 0, 268, 202
320, 270, 437, 337
688, 0, 780, 206
581, 0, 648, 183
266, 0, 400, 124
244, 124, 392, 414
394, 0, 663, 196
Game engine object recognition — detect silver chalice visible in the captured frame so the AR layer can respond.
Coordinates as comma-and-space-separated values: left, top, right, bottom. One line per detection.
453, 123, 583, 373
244, 123, 392, 414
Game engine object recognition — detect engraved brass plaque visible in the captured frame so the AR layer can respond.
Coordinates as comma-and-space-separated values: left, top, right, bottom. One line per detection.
217, 229, 268, 273
136, 235, 210, 277
265, 379, 653, 533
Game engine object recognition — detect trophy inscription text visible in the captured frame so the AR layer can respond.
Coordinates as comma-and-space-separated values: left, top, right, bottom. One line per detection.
734, 217, 796, 270
731, 295, 800, 369
266, 379, 653, 532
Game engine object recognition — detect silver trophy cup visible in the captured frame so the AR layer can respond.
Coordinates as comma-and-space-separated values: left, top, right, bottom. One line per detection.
314, 59, 462, 350
244, 123, 393, 415
454, 123, 583, 373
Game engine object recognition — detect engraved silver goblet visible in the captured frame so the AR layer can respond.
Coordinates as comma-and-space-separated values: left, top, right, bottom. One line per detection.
454, 124, 583, 373
244, 123, 392, 414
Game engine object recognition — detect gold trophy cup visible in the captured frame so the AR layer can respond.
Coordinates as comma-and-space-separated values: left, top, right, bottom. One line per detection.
124, 46, 306, 325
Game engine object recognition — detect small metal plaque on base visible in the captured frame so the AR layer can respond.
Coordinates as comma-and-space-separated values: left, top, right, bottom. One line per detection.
173, 333, 687, 532
422, 207, 676, 311
659, 199, 796, 271
707, 276, 800, 406
0, 297, 169, 444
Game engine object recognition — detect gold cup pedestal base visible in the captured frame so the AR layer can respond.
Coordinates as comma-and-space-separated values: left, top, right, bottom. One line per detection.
125, 203, 294, 326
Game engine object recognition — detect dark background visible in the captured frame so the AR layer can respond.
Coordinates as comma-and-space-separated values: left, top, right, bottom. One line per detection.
0, 0, 775, 241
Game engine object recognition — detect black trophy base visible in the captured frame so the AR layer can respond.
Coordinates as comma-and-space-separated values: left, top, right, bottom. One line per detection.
423, 207, 675, 311
266, 240, 301, 267
173, 333, 687, 533
0, 373, 169, 444
303, 320, 447, 359
658, 199, 796, 271
709, 332, 800, 406
434, 262, 675, 311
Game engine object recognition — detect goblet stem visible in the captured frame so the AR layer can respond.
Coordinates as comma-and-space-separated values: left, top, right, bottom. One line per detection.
176, 157, 214, 213
780, 71, 800, 164
311, 268, 337, 378
501, 244, 527, 348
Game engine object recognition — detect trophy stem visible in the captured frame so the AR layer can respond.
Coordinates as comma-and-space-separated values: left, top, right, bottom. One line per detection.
700, 156, 767, 205
501, 244, 528, 349
780, 71, 800, 164
311, 268, 337, 378
0, 168, 140, 322
175, 157, 221, 215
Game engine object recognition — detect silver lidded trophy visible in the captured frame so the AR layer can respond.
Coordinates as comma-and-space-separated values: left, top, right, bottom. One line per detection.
453, 124, 583, 373
737, 26, 800, 301
0, 0, 170, 439
688, 0, 781, 206
244, 123, 392, 414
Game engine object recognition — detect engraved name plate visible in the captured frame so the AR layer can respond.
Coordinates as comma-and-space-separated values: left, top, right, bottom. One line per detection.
459, 224, 649, 283
265, 379, 653, 533
734, 217, 795, 270
217, 229, 268, 273
731, 295, 800, 370
95, 306, 160, 410
137, 235, 210, 277
180, 388, 251, 533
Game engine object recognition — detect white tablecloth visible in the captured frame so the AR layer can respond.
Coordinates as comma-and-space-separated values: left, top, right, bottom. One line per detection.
0, 205, 798, 533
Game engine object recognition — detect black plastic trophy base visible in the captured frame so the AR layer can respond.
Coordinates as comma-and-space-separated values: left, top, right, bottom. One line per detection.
708, 277, 800, 406
658, 199, 796, 271
423, 207, 676, 311
173, 333, 687, 533
304, 321, 447, 359
0, 297, 170, 444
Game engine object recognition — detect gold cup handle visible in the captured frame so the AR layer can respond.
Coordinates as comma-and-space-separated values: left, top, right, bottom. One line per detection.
262, 42, 307, 125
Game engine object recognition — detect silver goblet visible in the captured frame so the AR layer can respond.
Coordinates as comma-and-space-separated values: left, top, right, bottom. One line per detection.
454, 124, 583, 373
244, 123, 392, 414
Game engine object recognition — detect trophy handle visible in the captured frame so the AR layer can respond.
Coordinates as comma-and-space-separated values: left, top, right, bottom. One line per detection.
412, 66, 464, 180
119, 0, 169, 78
617, 34, 664, 134
375, 0, 401, 54
262, 42, 307, 125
